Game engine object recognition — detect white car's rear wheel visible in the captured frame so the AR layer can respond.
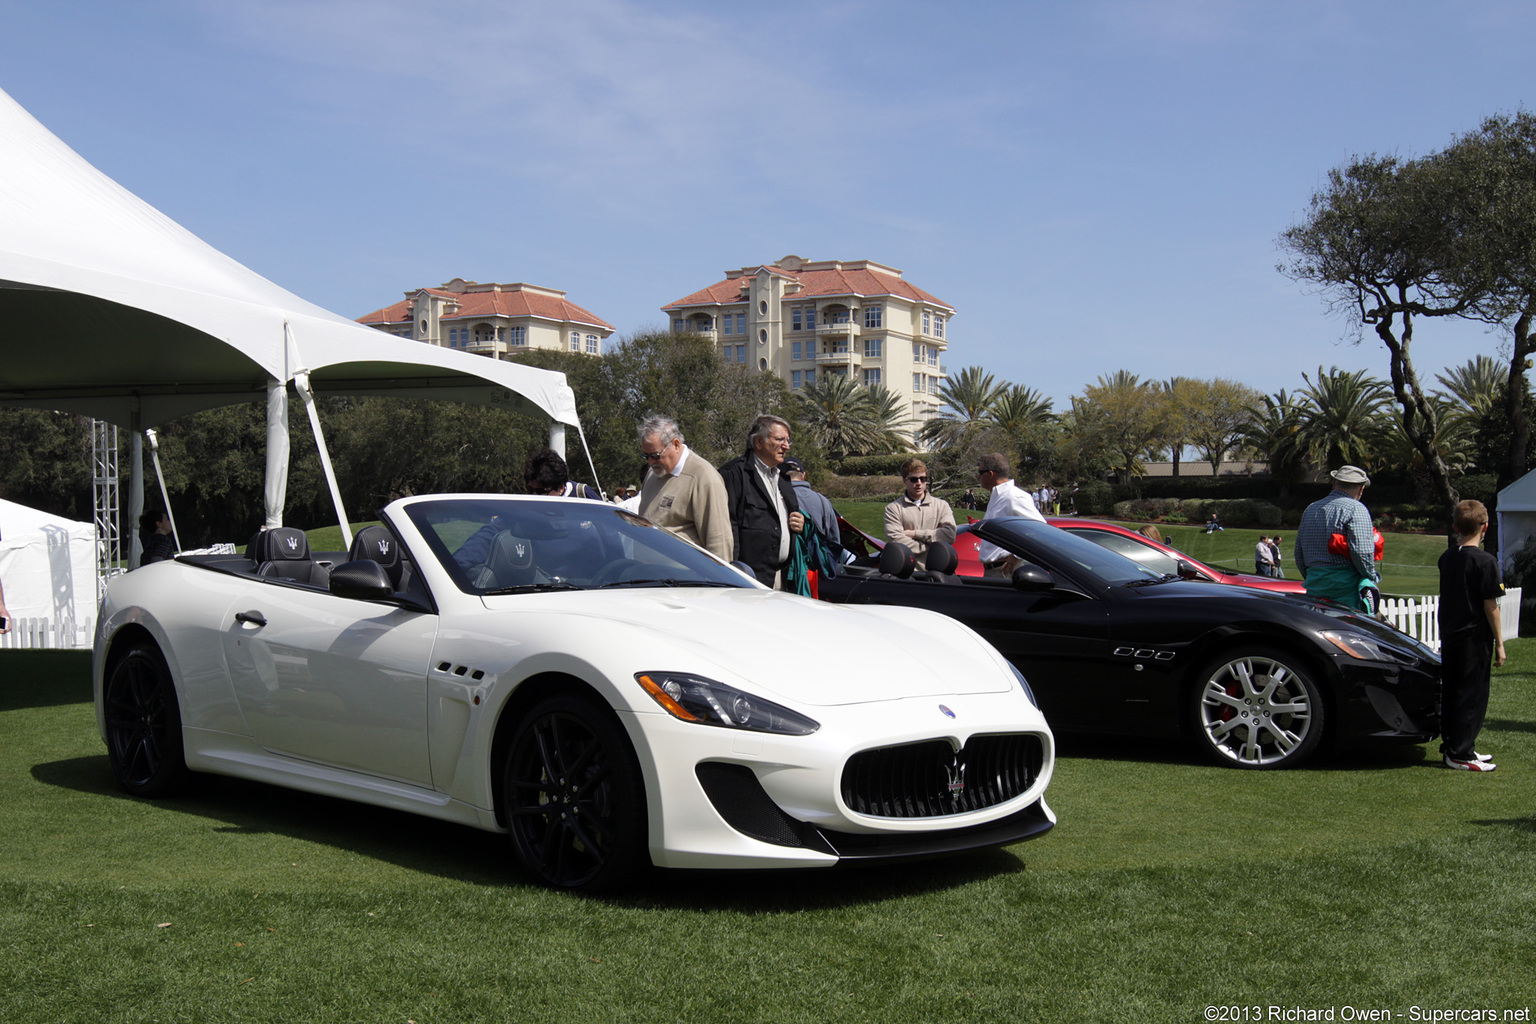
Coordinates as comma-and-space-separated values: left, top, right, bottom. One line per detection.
502, 695, 647, 890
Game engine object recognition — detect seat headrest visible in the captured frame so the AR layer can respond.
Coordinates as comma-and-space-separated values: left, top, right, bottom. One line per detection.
878, 541, 916, 579
490, 530, 534, 569
253, 527, 309, 563
349, 525, 399, 569
924, 541, 959, 575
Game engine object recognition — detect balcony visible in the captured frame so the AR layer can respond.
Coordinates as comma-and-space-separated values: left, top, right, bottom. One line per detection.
815, 320, 858, 338
814, 347, 862, 368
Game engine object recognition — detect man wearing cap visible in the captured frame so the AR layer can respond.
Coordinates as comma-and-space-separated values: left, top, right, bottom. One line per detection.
1294, 465, 1380, 611
783, 456, 839, 552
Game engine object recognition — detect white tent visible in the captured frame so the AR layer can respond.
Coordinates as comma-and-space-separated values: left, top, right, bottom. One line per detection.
0, 498, 96, 649
1496, 469, 1536, 572
0, 86, 590, 552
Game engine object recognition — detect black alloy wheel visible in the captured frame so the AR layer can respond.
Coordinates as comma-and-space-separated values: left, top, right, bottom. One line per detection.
103, 642, 188, 796
1191, 646, 1326, 769
502, 695, 647, 891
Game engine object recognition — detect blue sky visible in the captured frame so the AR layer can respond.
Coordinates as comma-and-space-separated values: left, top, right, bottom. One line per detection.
2, 0, 1530, 411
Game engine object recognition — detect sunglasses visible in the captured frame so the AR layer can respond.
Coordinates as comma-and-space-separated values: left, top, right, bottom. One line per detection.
906, 475, 928, 483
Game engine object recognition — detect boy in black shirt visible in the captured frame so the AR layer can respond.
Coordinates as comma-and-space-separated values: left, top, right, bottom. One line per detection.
1437, 499, 1506, 772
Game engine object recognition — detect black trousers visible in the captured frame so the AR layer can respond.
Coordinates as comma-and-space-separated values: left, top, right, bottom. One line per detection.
1439, 631, 1493, 760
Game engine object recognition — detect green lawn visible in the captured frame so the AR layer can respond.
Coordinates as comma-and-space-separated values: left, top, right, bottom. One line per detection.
3, 647, 1533, 1023
836, 501, 1447, 596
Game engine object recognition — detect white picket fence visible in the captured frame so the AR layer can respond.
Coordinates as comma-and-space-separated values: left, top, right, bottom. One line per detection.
0, 615, 95, 651
1379, 586, 1521, 652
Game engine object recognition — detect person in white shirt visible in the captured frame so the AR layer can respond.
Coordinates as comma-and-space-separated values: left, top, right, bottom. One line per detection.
974, 452, 1046, 575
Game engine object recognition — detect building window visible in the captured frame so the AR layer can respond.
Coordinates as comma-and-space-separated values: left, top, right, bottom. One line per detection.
570, 332, 580, 352
914, 373, 923, 392
863, 337, 882, 358
805, 369, 815, 384
928, 376, 938, 394
586, 334, 599, 354
735, 313, 745, 334
922, 311, 931, 335
864, 368, 882, 386
448, 328, 458, 347
509, 326, 526, 346
673, 318, 684, 333
759, 300, 768, 314
733, 345, 743, 362
791, 370, 802, 389
864, 305, 882, 328
806, 339, 816, 358
791, 309, 802, 332
721, 317, 732, 336
928, 347, 938, 367
933, 314, 945, 338
759, 329, 768, 343
792, 341, 802, 361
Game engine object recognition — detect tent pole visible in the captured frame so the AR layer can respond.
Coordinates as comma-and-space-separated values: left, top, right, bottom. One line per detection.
145, 429, 180, 551
264, 379, 290, 530
127, 414, 144, 569
292, 369, 352, 550
574, 424, 604, 500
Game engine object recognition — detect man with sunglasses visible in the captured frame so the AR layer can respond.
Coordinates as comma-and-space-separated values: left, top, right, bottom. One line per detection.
636, 415, 732, 563
883, 457, 955, 562
975, 452, 1045, 575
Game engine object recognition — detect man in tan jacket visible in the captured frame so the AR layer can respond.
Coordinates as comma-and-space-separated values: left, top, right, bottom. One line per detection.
883, 457, 955, 562
637, 415, 733, 563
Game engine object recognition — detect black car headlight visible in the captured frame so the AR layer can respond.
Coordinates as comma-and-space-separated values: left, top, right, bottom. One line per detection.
1321, 629, 1404, 663
636, 672, 820, 735
1007, 662, 1040, 708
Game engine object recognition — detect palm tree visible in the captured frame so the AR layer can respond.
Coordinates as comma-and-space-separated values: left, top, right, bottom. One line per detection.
1296, 366, 1393, 470
797, 373, 875, 459
859, 383, 913, 453
1435, 355, 1508, 418
918, 366, 1007, 450
1243, 389, 1309, 488
989, 385, 1055, 433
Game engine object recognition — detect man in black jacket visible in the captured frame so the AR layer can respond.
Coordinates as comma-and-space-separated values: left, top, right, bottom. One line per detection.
720, 415, 804, 588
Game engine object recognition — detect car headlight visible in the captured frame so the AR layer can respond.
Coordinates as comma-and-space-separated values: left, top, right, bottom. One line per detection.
1320, 629, 1399, 662
635, 672, 820, 735
1007, 662, 1040, 708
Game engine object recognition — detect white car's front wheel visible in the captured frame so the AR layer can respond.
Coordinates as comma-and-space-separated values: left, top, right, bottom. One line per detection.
502, 695, 648, 890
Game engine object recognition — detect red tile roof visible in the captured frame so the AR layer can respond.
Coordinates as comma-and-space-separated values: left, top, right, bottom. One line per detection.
358, 283, 613, 331
663, 260, 952, 312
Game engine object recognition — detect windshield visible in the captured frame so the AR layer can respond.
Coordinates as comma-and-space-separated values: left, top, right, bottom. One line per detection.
967, 518, 1168, 586
403, 497, 756, 595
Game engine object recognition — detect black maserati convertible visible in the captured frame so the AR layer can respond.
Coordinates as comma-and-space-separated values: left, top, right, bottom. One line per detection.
818, 518, 1441, 769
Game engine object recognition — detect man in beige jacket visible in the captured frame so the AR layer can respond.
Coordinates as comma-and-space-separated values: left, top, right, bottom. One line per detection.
637, 415, 733, 563
883, 457, 955, 562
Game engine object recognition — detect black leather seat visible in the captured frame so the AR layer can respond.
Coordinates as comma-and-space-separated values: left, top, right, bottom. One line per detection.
252, 526, 330, 587
918, 541, 962, 583
348, 525, 404, 590
877, 542, 916, 579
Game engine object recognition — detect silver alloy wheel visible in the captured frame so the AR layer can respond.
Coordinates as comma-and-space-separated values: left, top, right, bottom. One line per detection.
1195, 651, 1321, 768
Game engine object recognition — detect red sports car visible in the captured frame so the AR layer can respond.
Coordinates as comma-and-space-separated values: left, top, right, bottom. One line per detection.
1041, 519, 1306, 594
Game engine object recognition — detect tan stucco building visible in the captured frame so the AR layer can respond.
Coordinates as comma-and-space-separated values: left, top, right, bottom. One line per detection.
661, 255, 953, 436
358, 278, 613, 358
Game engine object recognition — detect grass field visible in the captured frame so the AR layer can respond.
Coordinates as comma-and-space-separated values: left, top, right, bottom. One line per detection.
3, 646, 1533, 1023
836, 501, 1447, 596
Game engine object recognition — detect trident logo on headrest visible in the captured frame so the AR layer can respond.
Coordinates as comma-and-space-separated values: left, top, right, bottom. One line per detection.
378, 539, 390, 556
284, 535, 299, 552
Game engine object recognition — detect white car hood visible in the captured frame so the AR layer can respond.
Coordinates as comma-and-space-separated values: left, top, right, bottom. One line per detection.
481, 587, 1015, 708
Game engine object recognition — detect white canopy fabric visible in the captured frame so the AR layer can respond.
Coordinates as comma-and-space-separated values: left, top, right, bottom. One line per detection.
1496, 469, 1536, 572
0, 85, 588, 543
0, 498, 96, 649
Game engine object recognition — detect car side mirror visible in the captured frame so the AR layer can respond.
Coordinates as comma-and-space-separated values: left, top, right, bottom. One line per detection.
1175, 559, 1203, 580
329, 559, 394, 601
1010, 563, 1055, 591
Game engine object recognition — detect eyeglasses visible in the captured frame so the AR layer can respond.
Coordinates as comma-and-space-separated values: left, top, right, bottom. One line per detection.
641, 450, 666, 461
906, 475, 928, 483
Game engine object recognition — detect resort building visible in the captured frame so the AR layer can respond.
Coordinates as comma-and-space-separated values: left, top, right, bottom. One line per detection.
661, 255, 952, 435
358, 278, 613, 359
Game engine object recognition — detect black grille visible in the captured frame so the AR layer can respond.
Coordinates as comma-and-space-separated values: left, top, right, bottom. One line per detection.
841, 734, 1043, 818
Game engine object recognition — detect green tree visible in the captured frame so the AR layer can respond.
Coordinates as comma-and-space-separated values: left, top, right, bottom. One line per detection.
1071, 372, 1166, 483
1295, 366, 1393, 471
1242, 389, 1309, 492
1280, 153, 1471, 516
796, 374, 906, 459
1170, 378, 1261, 475
918, 365, 1007, 450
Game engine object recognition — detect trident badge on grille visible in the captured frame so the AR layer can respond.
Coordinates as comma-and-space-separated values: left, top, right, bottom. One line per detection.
945, 755, 967, 802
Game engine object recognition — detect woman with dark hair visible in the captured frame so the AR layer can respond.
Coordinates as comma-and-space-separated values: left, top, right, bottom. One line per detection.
139, 509, 176, 565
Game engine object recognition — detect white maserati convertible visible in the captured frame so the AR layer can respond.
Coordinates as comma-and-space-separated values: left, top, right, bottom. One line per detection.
94, 494, 1055, 890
